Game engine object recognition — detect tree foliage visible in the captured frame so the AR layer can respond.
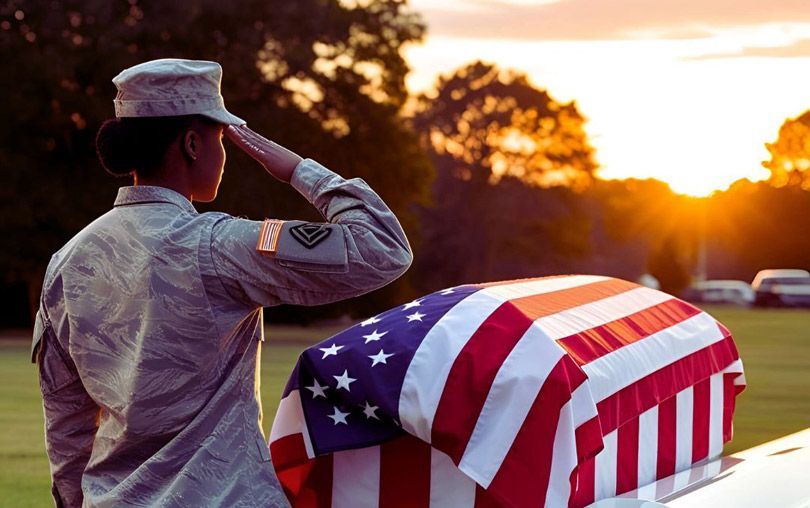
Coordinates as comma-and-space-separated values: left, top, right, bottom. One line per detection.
763, 110, 810, 190
706, 180, 810, 281
410, 62, 594, 289
0, 0, 433, 320
412, 61, 597, 190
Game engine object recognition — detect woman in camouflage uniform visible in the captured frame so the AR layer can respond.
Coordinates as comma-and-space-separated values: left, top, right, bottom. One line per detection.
32, 59, 412, 507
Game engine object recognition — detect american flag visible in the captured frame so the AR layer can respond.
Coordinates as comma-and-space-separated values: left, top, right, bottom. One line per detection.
269, 275, 745, 507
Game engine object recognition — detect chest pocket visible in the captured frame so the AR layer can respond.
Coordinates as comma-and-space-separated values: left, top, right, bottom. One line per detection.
32, 311, 81, 395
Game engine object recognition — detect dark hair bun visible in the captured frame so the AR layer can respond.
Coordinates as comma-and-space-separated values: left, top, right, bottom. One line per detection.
96, 118, 137, 177
94, 115, 217, 179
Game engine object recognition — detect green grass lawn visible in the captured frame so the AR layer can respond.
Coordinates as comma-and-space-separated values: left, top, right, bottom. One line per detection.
1, 309, 808, 506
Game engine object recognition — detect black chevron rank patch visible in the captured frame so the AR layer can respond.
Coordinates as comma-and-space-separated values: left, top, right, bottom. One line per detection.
289, 223, 332, 249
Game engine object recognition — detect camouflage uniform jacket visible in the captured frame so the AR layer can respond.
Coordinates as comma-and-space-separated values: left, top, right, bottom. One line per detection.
31, 158, 413, 507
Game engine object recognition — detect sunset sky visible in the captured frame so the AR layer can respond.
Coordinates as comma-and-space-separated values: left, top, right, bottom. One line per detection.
401, 0, 810, 195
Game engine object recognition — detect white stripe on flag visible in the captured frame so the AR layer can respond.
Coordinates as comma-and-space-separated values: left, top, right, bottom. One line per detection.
481, 275, 609, 301
332, 445, 380, 508
400, 275, 604, 442
535, 286, 673, 340
399, 291, 505, 442
707, 456, 722, 477
429, 447, 477, 508
545, 383, 595, 508
671, 466, 692, 492
637, 474, 658, 501
725, 358, 746, 386
675, 386, 694, 472
458, 324, 564, 487
637, 404, 659, 488
708, 373, 724, 459
595, 429, 618, 499
268, 390, 314, 458
583, 312, 724, 401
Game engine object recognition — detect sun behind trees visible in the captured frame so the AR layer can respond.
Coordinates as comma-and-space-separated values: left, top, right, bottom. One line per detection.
3, 1, 809, 326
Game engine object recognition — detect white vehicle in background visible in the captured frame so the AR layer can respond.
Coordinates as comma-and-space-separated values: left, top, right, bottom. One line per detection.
591, 427, 810, 508
685, 280, 754, 306
751, 269, 810, 307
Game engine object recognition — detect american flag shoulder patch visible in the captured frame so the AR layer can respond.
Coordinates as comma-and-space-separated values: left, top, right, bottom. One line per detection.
256, 219, 285, 254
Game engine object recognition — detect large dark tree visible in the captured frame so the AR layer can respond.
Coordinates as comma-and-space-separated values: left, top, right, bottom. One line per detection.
706, 180, 810, 281
413, 61, 596, 190
410, 62, 596, 288
0, 0, 433, 322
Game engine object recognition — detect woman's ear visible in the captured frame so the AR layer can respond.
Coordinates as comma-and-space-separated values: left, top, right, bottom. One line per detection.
183, 130, 199, 162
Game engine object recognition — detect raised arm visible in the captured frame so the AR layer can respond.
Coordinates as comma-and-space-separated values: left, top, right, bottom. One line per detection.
209, 126, 413, 308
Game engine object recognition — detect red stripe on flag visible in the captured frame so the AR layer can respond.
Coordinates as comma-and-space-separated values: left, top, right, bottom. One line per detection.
379, 434, 431, 508
275, 454, 333, 508
656, 395, 677, 479
486, 357, 587, 508
431, 302, 534, 463
475, 274, 569, 288
570, 457, 596, 507
723, 373, 738, 442
557, 299, 701, 365
596, 335, 739, 434
508, 278, 639, 319
692, 377, 711, 463
270, 432, 310, 470
473, 485, 501, 508
432, 278, 639, 464
616, 416, 639, 495
574, 416, 604, 464
569, 418, 603, 507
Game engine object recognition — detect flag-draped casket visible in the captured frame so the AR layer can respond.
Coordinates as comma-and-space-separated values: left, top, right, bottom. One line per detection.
268, 275, 746, 507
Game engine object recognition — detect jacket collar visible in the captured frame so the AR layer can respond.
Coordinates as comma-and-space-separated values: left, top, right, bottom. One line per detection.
114, 185, 198, 215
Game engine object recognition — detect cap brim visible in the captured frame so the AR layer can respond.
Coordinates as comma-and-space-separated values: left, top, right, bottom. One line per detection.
198, 107, 246, 126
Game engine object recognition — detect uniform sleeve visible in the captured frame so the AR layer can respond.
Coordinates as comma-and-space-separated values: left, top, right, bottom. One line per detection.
209, 158, 413, 308
33, 308, 99, 508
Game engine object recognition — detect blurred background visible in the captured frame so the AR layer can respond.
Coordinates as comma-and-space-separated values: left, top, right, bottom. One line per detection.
1, 0, 808, 505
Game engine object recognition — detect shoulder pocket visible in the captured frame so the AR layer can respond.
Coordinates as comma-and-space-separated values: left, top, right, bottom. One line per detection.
273, 221, 349, 273
34, 316, 80, 395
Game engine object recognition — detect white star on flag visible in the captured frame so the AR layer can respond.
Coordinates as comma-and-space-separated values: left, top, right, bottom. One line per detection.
305, 379, 328, 399
402, 299, 421, 310
328, 407, 349, 425
333, 369, 357, 391
406, 311, 425, 322
318, 343, 343, 359
440, 288, 455, 295
362, 401, 380, 420
362, 329, 388, 344
360, 315, 382, 327
368, 349, 394, 367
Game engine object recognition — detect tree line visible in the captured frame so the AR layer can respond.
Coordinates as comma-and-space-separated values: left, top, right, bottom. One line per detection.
1, 0, 808, 326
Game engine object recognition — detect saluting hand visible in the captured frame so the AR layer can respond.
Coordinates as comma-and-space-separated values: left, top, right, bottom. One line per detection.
225, 125, 303, 183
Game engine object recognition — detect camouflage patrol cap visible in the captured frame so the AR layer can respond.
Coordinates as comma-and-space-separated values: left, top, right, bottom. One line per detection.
112, 58, 246, 125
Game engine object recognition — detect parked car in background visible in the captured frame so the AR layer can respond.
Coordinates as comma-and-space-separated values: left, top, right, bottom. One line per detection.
751, 269, 810, 307
683, 280, 754, 306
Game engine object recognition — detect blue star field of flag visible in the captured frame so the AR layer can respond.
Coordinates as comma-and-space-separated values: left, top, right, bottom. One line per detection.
282, 284, 483, 455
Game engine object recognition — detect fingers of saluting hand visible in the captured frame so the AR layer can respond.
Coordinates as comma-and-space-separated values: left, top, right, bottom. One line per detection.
225, 125, 267, 156
238, 125, 275, 149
